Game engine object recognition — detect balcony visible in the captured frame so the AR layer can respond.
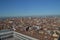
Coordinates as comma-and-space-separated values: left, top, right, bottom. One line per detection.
0, 30, 38, 40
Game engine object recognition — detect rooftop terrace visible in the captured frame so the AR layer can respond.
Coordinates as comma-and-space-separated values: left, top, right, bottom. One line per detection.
0, 30, 38, 40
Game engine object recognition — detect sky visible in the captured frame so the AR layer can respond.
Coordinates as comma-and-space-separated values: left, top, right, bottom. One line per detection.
0, 0, 60, 17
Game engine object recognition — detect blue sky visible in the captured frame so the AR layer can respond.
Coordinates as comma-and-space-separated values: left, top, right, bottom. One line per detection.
0, 0, 60, 17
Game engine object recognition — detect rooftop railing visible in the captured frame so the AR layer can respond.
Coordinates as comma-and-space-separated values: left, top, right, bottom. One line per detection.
0, 30, 38, 40
14, 32, 38, 40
